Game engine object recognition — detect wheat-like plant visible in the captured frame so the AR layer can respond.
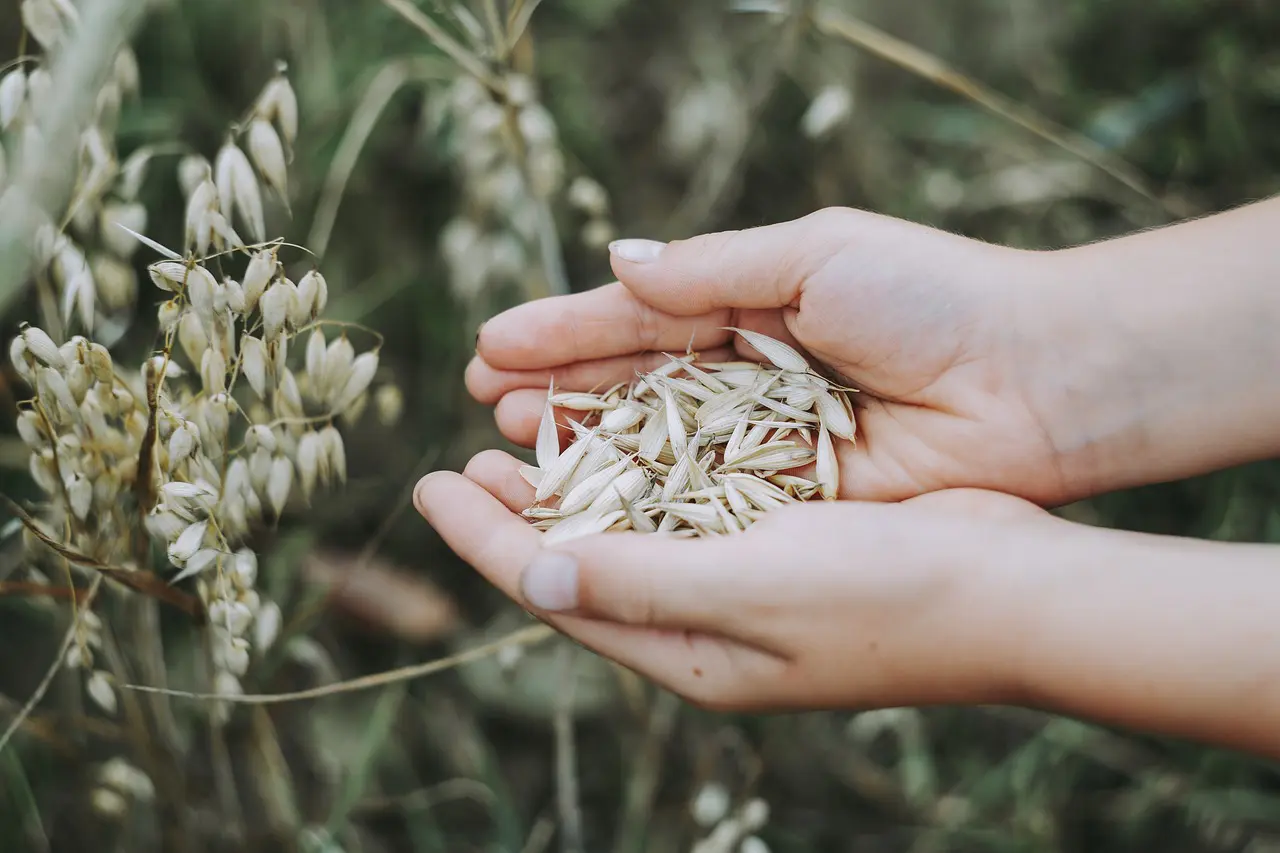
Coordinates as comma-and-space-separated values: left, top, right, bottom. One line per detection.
2, 0, 396, 784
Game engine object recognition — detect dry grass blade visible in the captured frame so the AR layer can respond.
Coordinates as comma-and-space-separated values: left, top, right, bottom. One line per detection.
732, 0, 1178, 217
379, 0, 504, 93
122, 623, 556, 704
0, 574, 103, 756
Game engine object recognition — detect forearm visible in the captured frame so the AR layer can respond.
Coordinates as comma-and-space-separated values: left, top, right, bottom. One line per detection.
1021, 196, 1280, 498
999, 523, 1280, 758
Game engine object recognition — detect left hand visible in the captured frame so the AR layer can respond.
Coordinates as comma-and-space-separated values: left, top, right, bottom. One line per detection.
413, 450, 1061, 712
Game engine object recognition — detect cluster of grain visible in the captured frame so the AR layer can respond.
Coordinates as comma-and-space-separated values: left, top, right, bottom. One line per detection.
519, 329, 856, 544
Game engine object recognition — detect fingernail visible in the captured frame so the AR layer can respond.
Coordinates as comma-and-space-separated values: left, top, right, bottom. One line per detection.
609, 238, 666, 264
474, 320, 486, 350
521, 551, 579, 611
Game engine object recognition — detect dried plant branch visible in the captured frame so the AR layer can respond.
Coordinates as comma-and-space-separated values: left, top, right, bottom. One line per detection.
732, 0, 1182, 218
0, 574, 102, 755
307, 56, 453, 260
122, 622, 556, 704
554, 644, 585, 853
379, 0, 505, 93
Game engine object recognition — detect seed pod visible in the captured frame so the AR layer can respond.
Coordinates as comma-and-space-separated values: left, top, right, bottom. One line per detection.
374, 384, 403, 426
241, 250, 275, 313
254, 70, 298, 149
201, 347, 227, 395
304, 327, 326, 392
319, 425, 346, 484
725, 327, 810, 373
267, 455, 292, 516
186, 264, 217, 323
275, 369, 303, 418
295, 430, 321, 501
223, 278, 246, 314
21, 0, 64, 51
168, 423, 196, 470
232, 548, 257, 589
244, 424, 276, 455
223, 637, 250, 676
255, 599, 282, 651
816, 420, 838, 500
113, 46, 140, 96
85, 340, 112, 384
259, 281, 289, 342
296, 270, 327, 320
21, 325, 66, 369
177, 311, 209, 366
331, 351, 378, 412
16, 409, 45, 448
85, 670, 117, 715
239, 334, 268, 399
171, 547, 219, 584
38, 367, 78, 421
167, 520, 208, 565
323, 336, 355, 394
158, 302, 182, 337
161, 480, 215, 503
203, 393, 233, 446
66, 361, 91, 402
214, 139, 265, 242
184, 177, 220, 255
65, 472, 92, 520
148, 260, 189, 292
87, 254, 135, 313
246, 117, 287, 198
278, 278, 306, 328
9, 336, 31, 380
0, 69, 25, 129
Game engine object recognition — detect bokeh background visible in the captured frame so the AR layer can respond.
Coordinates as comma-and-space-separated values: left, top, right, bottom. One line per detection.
4, 0, 1280, 851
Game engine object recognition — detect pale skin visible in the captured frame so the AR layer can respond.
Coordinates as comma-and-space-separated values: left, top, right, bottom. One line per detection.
414, 197, 1280, 760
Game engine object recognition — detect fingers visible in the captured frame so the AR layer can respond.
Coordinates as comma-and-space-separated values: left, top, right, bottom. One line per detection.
522, 533, 742, 636
462, 448, 535, 512
494, 389, 578, 449
607, 208, 856, 316
466, 346, 737, 405
476, 282, 733, 371
414, 465, 784, 703
412, 470, 543, 599
456, 449, 750, 636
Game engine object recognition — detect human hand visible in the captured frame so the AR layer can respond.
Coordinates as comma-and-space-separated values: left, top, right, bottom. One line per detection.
465, 207, 1083, 505
413, 449, 1057, 711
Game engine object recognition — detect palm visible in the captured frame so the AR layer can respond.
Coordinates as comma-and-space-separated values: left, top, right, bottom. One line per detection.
466, 219, 1067, 504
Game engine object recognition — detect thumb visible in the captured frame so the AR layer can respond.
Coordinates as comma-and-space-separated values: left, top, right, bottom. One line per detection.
518, 532, 736, 631
607, 207, 856, 316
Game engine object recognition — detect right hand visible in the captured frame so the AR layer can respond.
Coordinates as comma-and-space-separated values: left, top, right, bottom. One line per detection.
465, 206, 1080, 504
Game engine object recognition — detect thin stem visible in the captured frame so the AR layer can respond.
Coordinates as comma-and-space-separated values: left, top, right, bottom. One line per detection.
0, 574, 102, 755
122, 622, 556, 704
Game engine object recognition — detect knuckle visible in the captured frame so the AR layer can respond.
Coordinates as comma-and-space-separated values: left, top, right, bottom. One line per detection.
461, 448, 509, 481
628, 298, 664, 351
806, 205, 860, 231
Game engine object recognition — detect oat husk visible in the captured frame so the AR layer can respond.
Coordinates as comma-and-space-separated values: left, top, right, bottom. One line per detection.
522, 329, 857, 544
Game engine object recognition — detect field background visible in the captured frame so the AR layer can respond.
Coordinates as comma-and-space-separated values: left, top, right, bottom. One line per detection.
3, 0, 1280, 851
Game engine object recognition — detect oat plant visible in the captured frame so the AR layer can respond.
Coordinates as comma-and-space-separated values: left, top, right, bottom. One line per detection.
0, 13, 396, 831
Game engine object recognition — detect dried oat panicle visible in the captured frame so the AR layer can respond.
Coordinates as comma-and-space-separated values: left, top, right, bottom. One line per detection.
4, 58, 399, 725
520, 330, 856, 543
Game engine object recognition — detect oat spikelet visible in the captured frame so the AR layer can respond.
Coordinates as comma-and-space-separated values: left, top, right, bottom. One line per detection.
521, 329, 856, 543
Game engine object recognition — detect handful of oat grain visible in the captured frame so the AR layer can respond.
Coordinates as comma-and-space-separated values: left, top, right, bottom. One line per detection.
520, 329, 856, 544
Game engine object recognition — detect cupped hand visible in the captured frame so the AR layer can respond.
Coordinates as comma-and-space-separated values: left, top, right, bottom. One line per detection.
414, 449, 1063, 712
466, 207, 1078, 505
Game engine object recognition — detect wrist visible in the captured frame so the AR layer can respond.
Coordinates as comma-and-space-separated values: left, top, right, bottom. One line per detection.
1011, 211, 1280, 500
993, 523, 1280, 756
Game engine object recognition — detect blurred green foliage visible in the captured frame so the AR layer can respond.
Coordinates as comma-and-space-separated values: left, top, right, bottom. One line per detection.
3, 0, 1280, 851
